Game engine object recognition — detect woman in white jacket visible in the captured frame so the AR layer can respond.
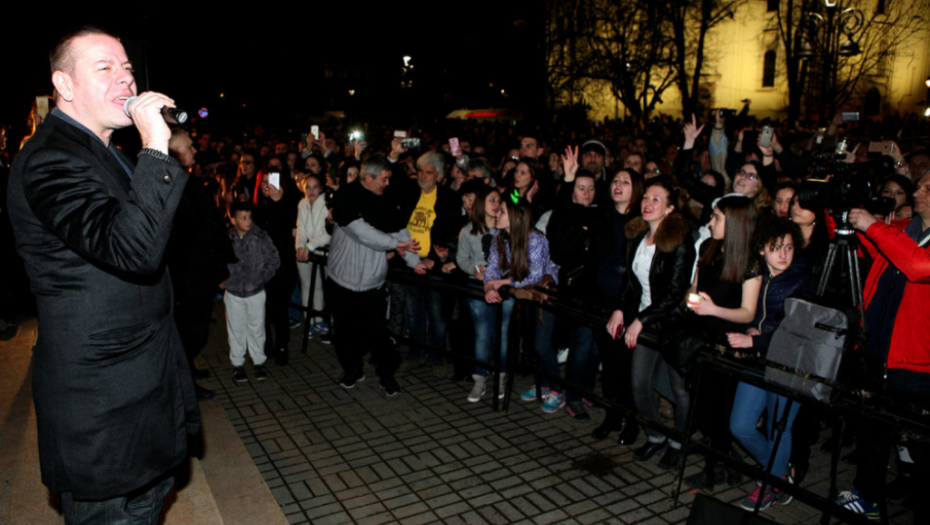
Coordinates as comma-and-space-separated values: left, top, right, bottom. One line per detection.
295, 173, 331, 334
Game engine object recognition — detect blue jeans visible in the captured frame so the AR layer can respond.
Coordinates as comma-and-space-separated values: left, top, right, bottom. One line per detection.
61, 475, 174, 525
467, 297, 514, 376
730, 380, 800, 479
565, 325, 601, 403
405, 283, 448, 364
527, 303, 560, 392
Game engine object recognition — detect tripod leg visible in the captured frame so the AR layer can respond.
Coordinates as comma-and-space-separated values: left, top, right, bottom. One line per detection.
818, 243, 839, 297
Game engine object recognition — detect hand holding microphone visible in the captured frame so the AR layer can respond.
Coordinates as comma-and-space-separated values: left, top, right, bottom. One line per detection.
122, 95, 188, 125
120, 93, 184, 154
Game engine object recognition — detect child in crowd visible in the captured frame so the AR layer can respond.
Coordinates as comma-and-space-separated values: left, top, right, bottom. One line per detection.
223, 201, 280, 383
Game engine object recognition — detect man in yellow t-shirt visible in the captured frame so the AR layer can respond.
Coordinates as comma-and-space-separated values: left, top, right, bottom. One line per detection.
403, 152, 461, 370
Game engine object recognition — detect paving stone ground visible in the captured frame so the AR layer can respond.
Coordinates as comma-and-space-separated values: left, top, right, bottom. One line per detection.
197, 303, 914, 525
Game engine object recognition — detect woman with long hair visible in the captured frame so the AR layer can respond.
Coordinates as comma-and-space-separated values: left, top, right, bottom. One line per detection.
593, 167, 645, 442
684, 194, 762, 490
295, 172, 331, 336
484, 198, 560, 411
605, 176, 695, 467
456, 186, 503, 402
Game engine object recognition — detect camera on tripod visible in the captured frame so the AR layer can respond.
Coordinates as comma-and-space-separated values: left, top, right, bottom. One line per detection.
798, 153, 895, 235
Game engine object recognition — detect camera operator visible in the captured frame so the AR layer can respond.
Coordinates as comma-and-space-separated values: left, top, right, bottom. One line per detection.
837, 172, 930, 521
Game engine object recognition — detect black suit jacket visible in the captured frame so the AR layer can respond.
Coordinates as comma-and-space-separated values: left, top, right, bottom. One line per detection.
6, 113, 199, 500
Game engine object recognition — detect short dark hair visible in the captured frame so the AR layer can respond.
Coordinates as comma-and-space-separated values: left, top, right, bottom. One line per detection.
50, 25, 117, 75
229, 201, 253, 217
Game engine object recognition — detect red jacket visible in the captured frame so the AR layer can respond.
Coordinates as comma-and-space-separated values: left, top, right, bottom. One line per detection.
859, 220, 930, 374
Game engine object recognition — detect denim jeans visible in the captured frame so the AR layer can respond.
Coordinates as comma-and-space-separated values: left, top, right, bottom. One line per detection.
405, 283, 448, 364
730, 380, 800, 479
631, 344, 689, 446
527, 303, 560, 392
467, 297, 514, 376
61, 475, 174, 525
565, 325, 601, 403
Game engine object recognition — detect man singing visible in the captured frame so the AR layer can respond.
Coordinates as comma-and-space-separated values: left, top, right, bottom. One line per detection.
6, 26, 198, 523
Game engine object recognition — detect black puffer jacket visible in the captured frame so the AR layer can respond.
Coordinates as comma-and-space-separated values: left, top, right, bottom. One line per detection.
617, 213, 696, 330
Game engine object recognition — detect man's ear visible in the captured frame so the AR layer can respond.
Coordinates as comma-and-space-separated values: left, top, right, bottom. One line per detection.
51, 71, 74, 102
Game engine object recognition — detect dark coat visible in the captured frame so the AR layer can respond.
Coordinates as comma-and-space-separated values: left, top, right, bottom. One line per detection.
546, 202, 613, 303
618, 213, 696, 330
6, 113, 199, 500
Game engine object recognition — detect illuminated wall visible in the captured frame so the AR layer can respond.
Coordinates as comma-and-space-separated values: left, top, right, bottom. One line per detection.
556, 0, 930, 121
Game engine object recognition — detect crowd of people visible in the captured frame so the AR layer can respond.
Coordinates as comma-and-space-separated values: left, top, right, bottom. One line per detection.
128, 105, 930, 519
7, 80, 930, 521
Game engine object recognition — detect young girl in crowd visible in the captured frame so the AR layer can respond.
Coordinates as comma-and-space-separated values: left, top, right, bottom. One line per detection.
483, 198, 561, 411
295, 172, 331, 335
685, 194, 762, 489
728, 218, 813, 511
606, 176, 695, 468
456, 187, 502, 402
593, 167, 644, 442
546, 172, 607, 421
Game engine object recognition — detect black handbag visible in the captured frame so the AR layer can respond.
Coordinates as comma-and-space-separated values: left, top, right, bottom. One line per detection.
653, 304, 712, 376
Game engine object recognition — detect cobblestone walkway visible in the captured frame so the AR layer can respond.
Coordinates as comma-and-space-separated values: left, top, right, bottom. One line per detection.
197, 308, 913, 525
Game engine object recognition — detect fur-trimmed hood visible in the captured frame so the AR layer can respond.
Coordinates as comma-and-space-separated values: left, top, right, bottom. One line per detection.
624, 212, 692, 253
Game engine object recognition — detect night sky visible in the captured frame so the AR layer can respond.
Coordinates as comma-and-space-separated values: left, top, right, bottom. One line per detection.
1, 3, 546, 136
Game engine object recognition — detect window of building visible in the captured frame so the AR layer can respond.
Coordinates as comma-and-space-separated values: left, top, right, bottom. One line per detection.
762, 50, 777, 87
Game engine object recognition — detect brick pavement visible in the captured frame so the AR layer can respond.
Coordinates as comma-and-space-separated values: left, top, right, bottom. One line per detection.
197, 306, 915, 525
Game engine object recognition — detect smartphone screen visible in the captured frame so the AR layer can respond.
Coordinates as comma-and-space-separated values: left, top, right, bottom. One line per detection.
269, 172, 280, 190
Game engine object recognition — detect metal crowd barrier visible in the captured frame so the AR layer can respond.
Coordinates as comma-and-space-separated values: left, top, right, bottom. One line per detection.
290, 252, 928, 525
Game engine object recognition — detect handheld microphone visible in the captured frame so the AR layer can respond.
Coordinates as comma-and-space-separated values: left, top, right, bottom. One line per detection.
122, 96, 189, 124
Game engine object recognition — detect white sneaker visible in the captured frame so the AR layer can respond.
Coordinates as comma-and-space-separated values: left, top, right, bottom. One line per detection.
498, 373, 507, 399
467, 375, 486, 403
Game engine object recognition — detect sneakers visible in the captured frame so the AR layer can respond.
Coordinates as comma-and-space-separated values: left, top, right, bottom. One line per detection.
233, 367, 248, 383
288, 318, 301, 330
776, 472, 794, 506
540, 391, 566, 413
381, 377, 401, 397
520, 386, 551, 401
339, 371, 365, 389
740, 482, 778, 511
468, 375, 487, 402
319, 332, 332, 345
313, 322, 330, 335
566, 401, 591, 421
254, 365, 268, 381
836, 489, 880, 520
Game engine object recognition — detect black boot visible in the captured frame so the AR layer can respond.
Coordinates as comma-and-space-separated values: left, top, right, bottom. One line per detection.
591, 412, 623, 440
275, 347, 289, 367
684, 458, 725, 491
725, 448, 744, 486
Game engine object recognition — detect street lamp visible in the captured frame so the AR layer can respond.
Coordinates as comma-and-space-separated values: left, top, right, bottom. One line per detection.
798, 0, 864, 120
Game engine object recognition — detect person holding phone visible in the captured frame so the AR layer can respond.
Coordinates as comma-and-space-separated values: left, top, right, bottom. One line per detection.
605, 177, 695, 468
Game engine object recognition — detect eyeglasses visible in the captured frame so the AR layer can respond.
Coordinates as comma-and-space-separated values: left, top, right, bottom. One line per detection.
737, 170, 759, 180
